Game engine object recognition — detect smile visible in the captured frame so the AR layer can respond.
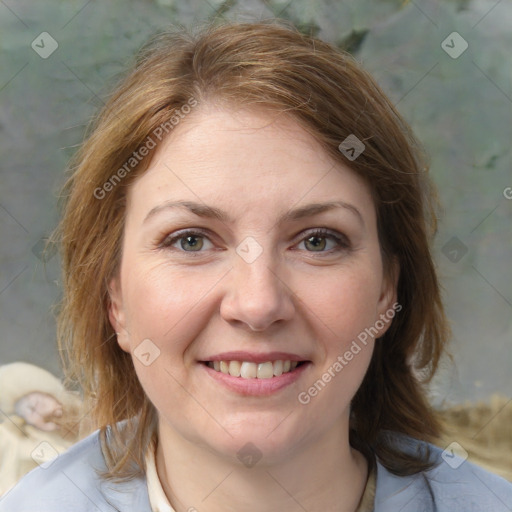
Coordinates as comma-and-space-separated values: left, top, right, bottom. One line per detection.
205, 360, 305, 379
201, 359, 310, 396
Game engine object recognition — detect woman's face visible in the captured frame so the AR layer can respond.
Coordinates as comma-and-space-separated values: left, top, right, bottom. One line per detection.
109, 106, 397, 464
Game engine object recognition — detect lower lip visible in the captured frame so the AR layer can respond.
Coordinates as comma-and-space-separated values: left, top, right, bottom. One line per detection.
200, 362, 311, 396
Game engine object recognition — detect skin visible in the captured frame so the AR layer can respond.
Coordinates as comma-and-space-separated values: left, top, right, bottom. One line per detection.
109, 105, 398, 512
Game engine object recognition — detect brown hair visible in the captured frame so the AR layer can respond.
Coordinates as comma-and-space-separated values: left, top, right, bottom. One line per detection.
55, 19, 450, 480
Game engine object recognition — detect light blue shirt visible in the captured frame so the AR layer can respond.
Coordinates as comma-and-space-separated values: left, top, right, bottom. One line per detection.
1, 425, 511, 511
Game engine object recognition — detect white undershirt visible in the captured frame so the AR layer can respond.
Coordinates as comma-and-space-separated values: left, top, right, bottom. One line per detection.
145, 437, 175, 512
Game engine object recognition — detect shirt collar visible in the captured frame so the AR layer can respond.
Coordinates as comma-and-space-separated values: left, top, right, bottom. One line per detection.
145, 437, 176, 512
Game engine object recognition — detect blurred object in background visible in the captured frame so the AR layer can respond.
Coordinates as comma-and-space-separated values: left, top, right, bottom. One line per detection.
0, 362, 83, 496
438, 394, 512, 482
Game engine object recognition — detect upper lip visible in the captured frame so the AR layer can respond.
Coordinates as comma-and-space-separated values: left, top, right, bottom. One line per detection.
201, 351, 309, 364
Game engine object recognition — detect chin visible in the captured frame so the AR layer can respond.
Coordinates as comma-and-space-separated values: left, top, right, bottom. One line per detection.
197, 413, 318, 467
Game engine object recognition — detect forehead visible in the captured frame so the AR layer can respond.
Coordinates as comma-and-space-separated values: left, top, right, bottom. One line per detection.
141, 105, 332, 177
126, 106, 374, 223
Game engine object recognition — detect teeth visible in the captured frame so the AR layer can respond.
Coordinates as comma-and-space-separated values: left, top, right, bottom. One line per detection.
273, 360, 283, 376
257, 362, 274, 379
228, 360, 241, 377
240, 361, 257, 378
207, 359, 302, 379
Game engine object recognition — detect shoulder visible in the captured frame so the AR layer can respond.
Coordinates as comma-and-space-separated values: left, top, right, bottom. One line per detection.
374, 433, 512, 512
0, 426, 151, 512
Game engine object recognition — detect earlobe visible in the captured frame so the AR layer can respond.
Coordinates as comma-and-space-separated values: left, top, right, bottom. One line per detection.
384, 255, 400, 302
107, 277, 130, 352
376, 256, 400, 337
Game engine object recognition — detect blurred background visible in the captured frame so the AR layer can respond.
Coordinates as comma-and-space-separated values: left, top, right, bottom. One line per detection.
0, 0, 511, 409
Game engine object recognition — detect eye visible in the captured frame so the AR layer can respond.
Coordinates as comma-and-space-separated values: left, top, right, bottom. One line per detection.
160, 230, 214, 252
159, 228, 350, 256
297, 229, 350, 254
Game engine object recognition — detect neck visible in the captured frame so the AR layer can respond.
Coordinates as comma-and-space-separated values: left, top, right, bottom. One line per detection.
155, 419, 369, 512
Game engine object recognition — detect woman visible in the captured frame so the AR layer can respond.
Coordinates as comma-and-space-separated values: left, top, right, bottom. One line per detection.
1, 20, 510, 512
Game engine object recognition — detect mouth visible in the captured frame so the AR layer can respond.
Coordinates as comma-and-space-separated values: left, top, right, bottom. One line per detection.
201, 359, 308, 379
199, 354, 311, 396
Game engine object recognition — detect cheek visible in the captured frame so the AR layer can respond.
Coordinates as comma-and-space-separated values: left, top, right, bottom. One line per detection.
298, 271, 378, 415
303, 265, 383, 343
121, 260, 203, 337
119, 257, 228, 373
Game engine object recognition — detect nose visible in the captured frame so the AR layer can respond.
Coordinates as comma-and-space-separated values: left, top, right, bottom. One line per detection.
220, 250, 295, 332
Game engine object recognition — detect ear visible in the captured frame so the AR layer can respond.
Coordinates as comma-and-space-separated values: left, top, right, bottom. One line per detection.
107, 276, 130, 353
375, 255, 400, 338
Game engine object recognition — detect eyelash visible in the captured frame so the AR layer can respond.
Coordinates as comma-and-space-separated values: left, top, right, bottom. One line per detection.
159, 228, 350, 257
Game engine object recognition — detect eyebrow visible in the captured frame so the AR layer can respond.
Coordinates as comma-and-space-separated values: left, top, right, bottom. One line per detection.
144, 200, 364, 226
